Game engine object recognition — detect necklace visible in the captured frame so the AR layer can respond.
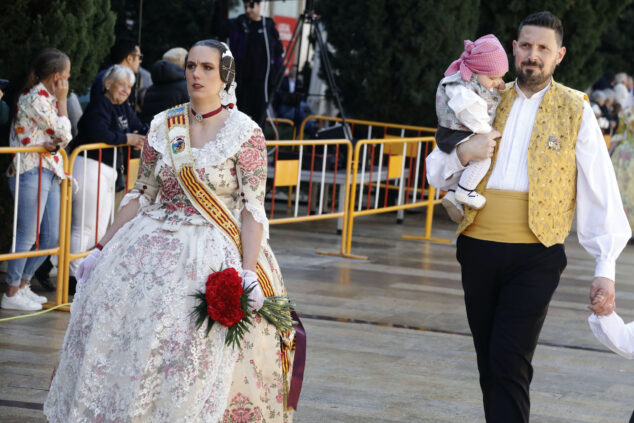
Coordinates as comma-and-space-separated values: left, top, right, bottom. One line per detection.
191, 105, 223, 122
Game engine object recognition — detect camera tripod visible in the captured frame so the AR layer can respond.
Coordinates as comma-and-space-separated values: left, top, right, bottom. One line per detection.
266, 0, 351, 140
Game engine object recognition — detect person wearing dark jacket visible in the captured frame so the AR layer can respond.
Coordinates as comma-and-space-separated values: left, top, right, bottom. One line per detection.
220, 0, 283, 127
140, 59, 189, 124
68, 65, 147, 283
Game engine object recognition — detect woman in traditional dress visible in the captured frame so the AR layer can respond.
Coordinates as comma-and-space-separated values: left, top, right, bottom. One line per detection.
44, 40, 300, 422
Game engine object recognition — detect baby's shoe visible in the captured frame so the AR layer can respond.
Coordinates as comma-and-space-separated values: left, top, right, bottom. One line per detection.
455, 186, 486, 209
441, 190, 464, 223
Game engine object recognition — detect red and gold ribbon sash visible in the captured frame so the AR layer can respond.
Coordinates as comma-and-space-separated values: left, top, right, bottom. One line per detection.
166, 104, 274, 297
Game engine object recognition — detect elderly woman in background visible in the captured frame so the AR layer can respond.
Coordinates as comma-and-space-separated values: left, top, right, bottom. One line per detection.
67, 65, 147, 288
2, 48, 72, 311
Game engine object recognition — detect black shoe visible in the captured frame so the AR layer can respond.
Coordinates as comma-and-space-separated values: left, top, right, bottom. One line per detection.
36, 275, 57, 292
34, 257, 56, 291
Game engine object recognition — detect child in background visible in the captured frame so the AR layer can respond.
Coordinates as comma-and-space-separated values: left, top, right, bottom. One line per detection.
588, 291, 634, 422
435, 34, 508, 222
588, 289, 634, 359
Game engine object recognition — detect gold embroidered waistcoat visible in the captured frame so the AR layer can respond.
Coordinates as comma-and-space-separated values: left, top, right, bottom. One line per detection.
457, 80, 587, 247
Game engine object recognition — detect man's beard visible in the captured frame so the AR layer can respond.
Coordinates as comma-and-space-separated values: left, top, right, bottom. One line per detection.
516, 60, 554, 88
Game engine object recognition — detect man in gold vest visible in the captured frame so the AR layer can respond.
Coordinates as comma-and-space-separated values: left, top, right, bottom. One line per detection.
427, 11, 631, 422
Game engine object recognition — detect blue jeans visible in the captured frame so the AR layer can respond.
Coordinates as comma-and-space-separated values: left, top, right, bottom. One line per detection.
7, 168, 61, 286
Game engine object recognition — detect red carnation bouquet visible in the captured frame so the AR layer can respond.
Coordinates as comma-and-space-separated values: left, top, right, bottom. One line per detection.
192, 267, 296, 348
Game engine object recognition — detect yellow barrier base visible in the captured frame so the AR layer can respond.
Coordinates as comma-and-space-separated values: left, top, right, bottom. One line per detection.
316, 251, 370, 260
43, 302, 71, 312
401, 235, 452, 243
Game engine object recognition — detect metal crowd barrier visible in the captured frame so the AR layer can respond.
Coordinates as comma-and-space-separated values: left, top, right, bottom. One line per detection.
57, 144, 137, 307
0, 146, 70, 308
319, 136, 450, 260
2, 133, 450, 306
267, 139, 353, 253
299, 115, 437, 140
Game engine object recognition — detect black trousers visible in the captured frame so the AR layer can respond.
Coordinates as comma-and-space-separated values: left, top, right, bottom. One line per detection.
457, 235, 567, 423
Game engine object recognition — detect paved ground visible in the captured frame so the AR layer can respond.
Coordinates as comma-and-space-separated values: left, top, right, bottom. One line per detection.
1, 211, 633, 422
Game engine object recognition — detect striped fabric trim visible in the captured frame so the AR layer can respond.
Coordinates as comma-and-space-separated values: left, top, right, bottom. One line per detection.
167, 114, 185, 128
179, 166, 275, 298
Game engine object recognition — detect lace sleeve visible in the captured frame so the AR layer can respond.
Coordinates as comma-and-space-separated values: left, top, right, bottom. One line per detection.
120, 127, 161, 210
235, 127, 269, 240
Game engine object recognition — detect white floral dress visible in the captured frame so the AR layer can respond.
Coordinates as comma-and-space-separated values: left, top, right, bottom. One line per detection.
44, 108, 293, 422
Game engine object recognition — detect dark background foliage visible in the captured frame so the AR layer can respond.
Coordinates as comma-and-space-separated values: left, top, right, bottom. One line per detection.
318, 0, 634, 126
109, 0, 233, 67
316, 0, 480, 126
0, 0, 116, 96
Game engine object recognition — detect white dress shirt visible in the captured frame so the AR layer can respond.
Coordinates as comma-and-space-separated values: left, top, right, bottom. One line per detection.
426, 81, 632, 281
588, 312, 634, 359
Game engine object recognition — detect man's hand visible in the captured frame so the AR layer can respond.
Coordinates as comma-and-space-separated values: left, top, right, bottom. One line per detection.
589, 276, 616, 316
456, 130, 500, 166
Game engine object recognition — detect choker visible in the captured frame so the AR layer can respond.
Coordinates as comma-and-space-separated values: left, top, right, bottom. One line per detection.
191, 105, 223, 122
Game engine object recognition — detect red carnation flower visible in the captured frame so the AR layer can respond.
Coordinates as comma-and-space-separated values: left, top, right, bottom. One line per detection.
38, 89, 49, 98
45, 128, 55, 135
21, 137, 31, 145
205, 268, 244, 327
53, 155, 59, 163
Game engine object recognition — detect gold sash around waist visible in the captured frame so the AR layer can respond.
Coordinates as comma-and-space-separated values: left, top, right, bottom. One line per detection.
462, 189, 540, 244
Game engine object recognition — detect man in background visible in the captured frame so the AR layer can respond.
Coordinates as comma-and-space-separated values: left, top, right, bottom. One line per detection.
91, 38, 150, 110
221, 0, 283, 127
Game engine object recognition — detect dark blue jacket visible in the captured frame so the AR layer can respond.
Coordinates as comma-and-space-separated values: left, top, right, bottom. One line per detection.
140, 60, 189, 125
72, 94, 148, 169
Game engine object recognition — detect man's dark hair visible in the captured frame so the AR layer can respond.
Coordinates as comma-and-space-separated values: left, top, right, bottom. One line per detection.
110, 38, 138, 64
518, 11, 564, 46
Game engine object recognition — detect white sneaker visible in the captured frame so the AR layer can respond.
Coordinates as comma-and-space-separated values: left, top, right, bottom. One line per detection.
1, 290, 43, 311
21, 283, 47, 304
441, 191, 464, 223
455, 188, 487, 209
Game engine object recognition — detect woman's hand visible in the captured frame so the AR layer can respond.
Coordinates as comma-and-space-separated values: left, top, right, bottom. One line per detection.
241, 269, 264, 311
126, 133, 146, 150
42, 141, 60, 152
76, 248, 101, 284
53, 78, 69, 100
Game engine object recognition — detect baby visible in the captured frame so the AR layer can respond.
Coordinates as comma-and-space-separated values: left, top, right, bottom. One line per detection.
435, 34, 508, 222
